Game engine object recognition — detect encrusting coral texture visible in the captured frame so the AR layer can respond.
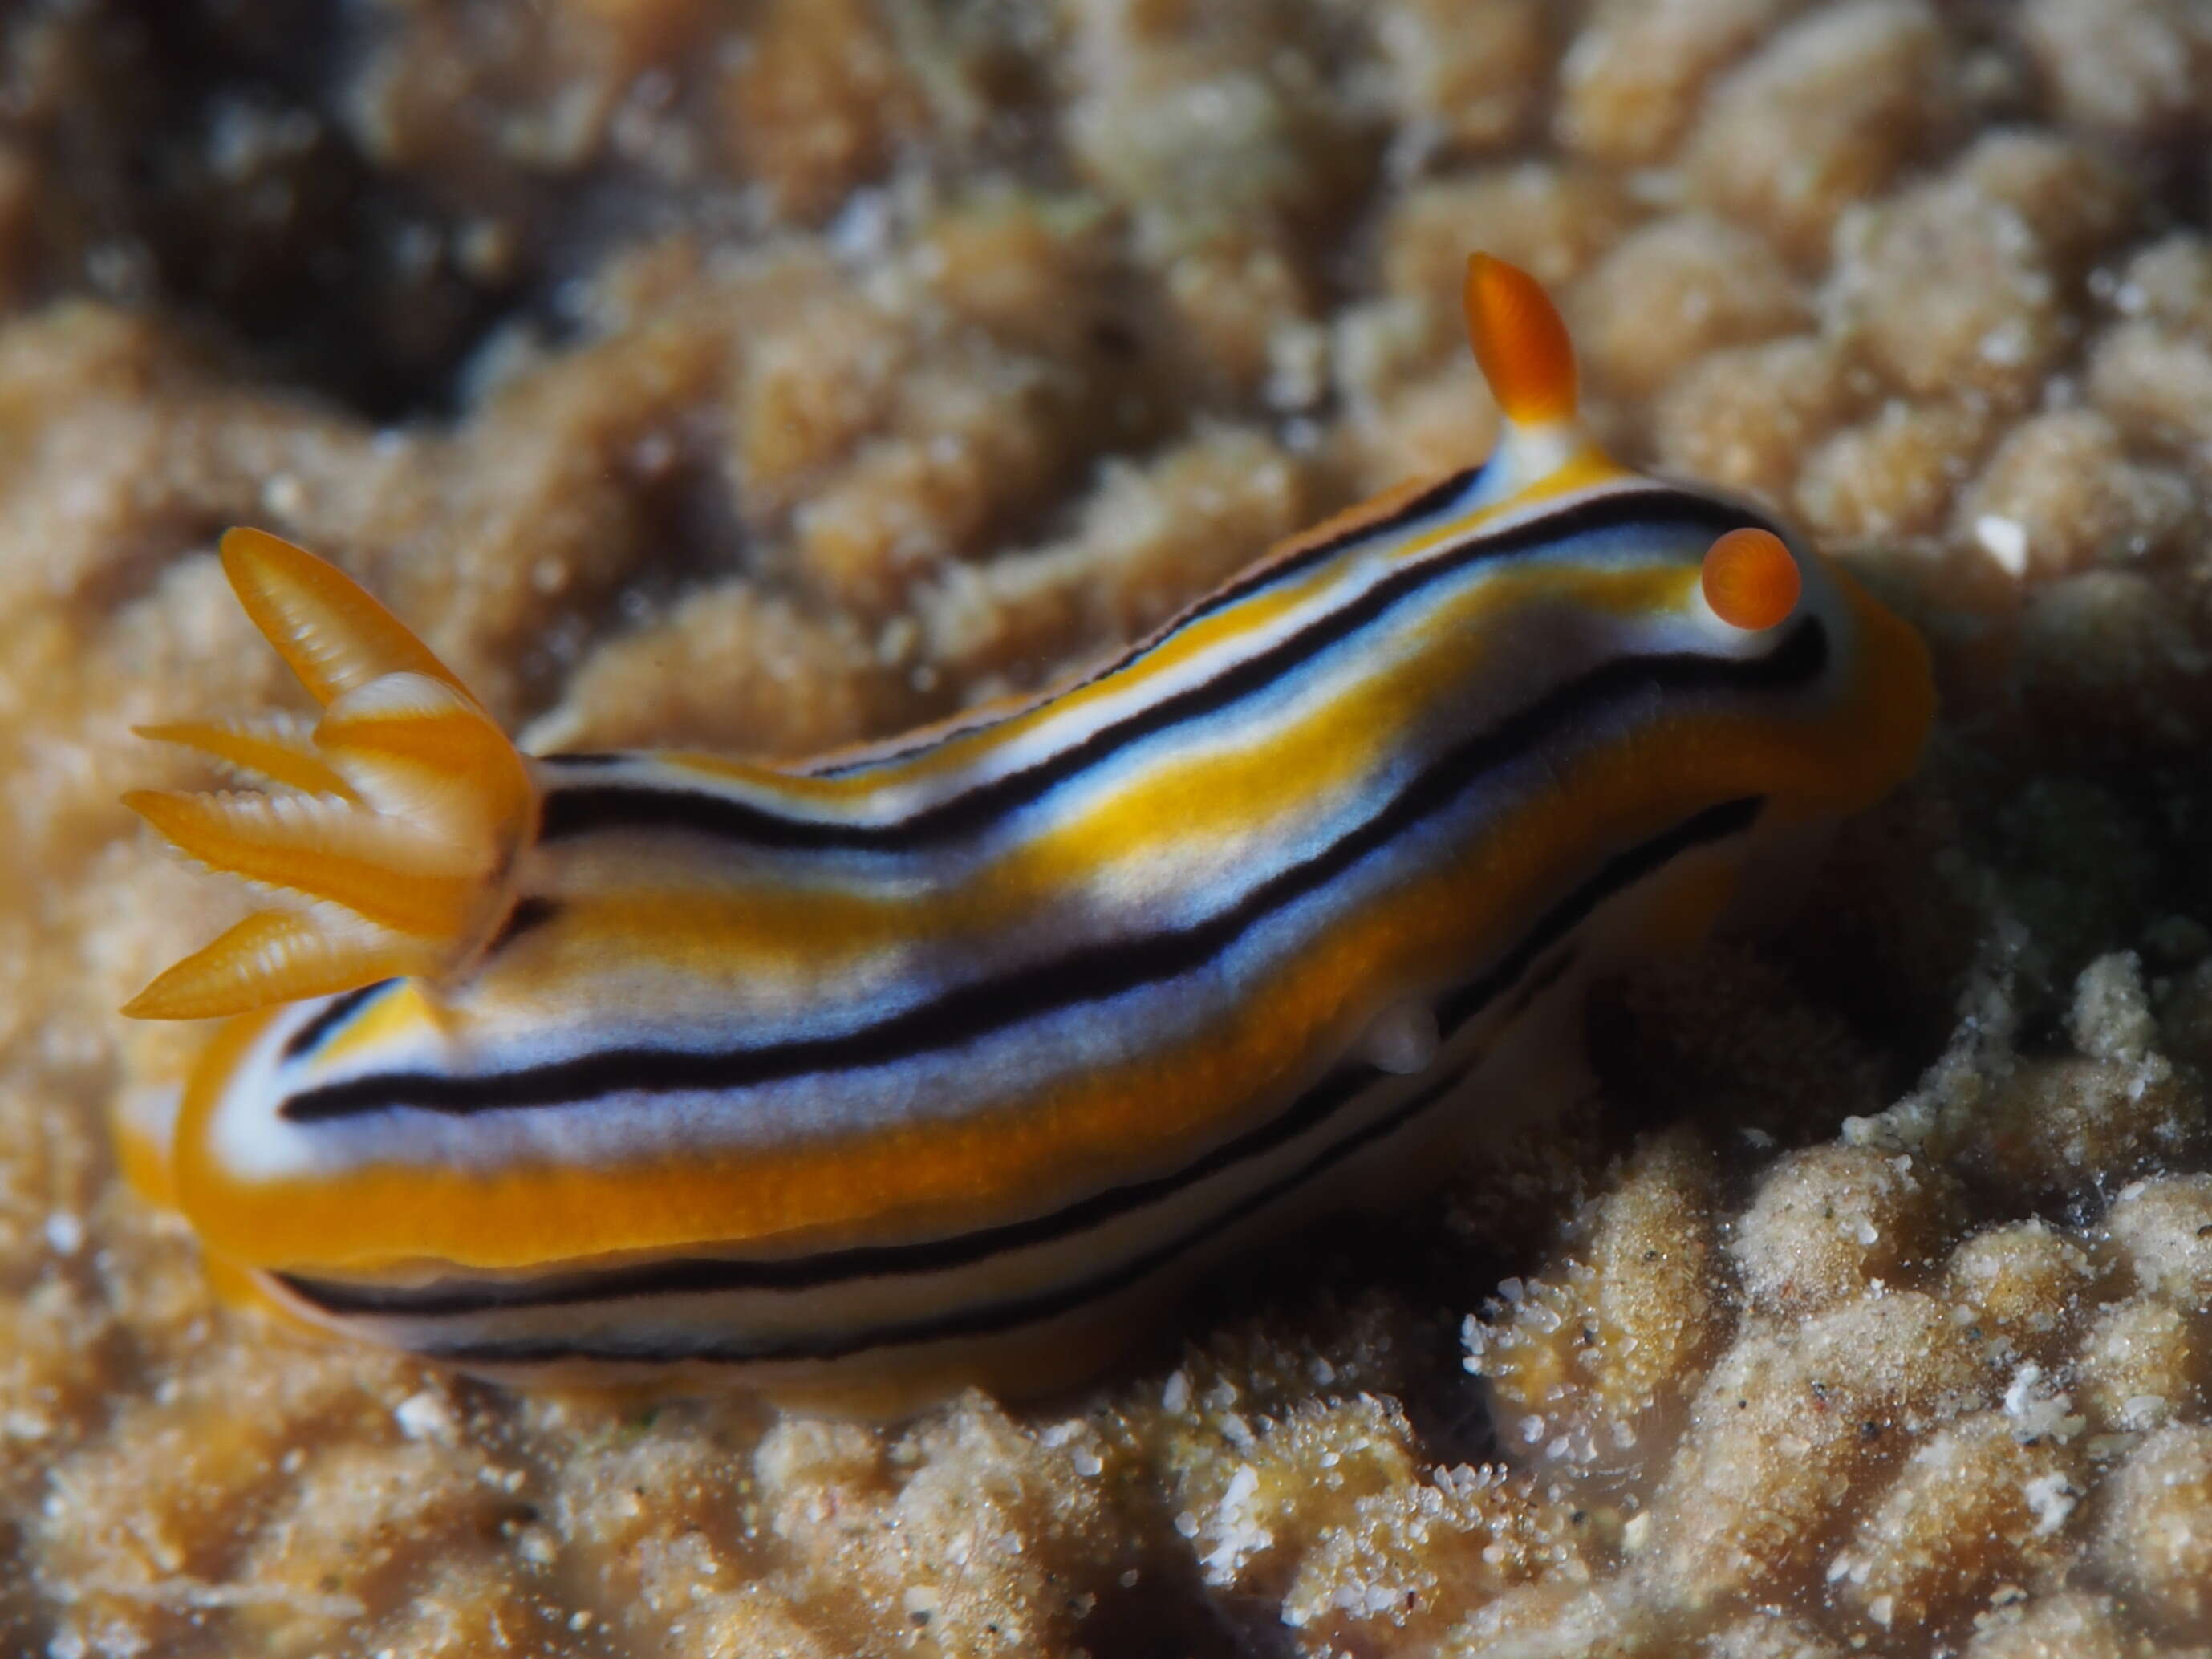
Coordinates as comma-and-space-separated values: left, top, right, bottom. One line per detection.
2, 0, 2212, 1653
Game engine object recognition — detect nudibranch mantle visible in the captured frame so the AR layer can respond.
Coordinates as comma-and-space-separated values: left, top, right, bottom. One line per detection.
122, 254, 1934, 1410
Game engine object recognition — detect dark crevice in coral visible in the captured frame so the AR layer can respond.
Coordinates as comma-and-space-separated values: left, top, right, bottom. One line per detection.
5, 0, 526, 420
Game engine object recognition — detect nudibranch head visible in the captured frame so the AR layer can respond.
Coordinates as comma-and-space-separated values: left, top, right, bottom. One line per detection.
124, 528, 537, 1021
1455, 251, 1933, 831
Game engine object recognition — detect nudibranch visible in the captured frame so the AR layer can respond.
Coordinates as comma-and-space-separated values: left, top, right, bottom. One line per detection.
120, 256, 1933, 1411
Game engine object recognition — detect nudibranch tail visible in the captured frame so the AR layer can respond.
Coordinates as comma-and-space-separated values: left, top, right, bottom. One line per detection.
123, 529, 535, 1021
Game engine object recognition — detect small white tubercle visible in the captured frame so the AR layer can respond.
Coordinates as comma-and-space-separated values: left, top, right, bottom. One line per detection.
1362, 999, 1439, 1076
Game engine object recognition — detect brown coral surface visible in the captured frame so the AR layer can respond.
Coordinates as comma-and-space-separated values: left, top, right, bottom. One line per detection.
4, 1, 2212, 1654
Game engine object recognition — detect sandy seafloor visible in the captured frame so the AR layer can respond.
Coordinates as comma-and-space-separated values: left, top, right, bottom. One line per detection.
4, 0, 2212, 1654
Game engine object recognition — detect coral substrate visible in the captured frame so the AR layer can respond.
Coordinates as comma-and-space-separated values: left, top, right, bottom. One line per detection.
3, 0, 2212, 1654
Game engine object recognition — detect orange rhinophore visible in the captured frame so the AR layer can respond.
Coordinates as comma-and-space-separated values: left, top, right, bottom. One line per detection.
1463, 252, 1579, 428
1702, 526, 1804, 632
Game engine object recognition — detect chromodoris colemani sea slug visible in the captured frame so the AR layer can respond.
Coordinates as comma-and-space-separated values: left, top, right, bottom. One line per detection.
119, 256, 1934, 1413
